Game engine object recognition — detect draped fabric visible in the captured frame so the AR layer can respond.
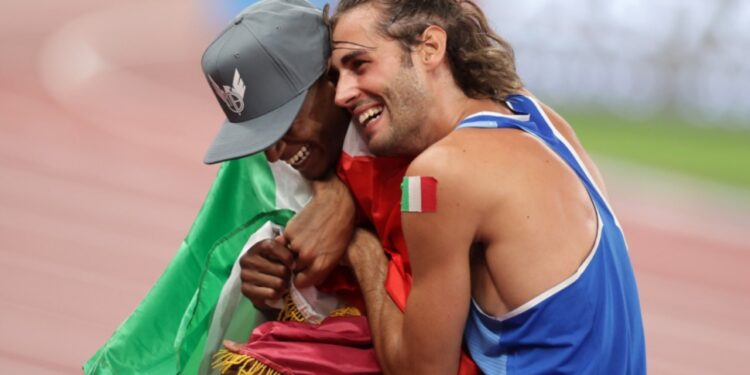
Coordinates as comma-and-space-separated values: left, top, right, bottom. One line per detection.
215, 317, 379, 375
84, 155, 301, 374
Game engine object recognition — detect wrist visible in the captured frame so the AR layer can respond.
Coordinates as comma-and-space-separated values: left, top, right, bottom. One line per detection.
348, 230, 387, 285
311, 175, 355, 220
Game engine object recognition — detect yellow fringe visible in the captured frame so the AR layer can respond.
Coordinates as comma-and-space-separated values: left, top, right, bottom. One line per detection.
276, 292, 362, 322
329, 306, 362, 318
276, 293, 306, 322
212, 348, 282, 375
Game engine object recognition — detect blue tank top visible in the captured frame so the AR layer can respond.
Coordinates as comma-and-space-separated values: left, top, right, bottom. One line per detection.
458, 95, 646, 374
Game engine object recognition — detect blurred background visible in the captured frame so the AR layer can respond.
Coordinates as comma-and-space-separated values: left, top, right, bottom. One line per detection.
0, 0, 747, 374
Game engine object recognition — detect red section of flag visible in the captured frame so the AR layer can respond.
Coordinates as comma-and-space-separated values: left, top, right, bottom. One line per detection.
420, 176, 438, 212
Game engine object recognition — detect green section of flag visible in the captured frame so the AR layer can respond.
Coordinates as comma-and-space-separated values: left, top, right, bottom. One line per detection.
401, 176, 437, 213
400, 177, 410, 212
84, 154, 294, 375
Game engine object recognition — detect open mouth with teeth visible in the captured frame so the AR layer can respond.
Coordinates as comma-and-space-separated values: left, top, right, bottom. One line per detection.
286, 144, 310, 167
358, 106, 384, 128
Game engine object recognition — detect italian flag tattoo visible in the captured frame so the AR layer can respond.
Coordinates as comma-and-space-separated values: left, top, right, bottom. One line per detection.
401, 176, 437, 213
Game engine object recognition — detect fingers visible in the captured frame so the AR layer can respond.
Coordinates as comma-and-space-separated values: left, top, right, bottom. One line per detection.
284, 230, 348, 288
241, 282, 284, 306
293, 255, 335, 289
240, 251, 290, 279
280, 233, 316, 275
293, 242, 316, 269
293, 267, 320, 289
240, 267, 289, 307
241, 239, 295, 269
240, 267, 289, 290
239, 239, 295, 307
223, 340, 244, 353
273, 234, 287, 246
283, 232, 319, 271
285, 234, 339, 288
281, 186, 356, 286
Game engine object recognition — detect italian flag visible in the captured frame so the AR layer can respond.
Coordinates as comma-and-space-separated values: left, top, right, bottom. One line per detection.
401, 176, 438, 213
84, 154, 311, 374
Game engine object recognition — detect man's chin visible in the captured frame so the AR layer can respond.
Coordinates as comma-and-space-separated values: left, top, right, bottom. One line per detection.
367, 138, 397, 157
299, 162, 333, 181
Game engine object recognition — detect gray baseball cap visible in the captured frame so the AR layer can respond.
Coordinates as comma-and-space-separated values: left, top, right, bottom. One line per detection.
201, 0, 329, 164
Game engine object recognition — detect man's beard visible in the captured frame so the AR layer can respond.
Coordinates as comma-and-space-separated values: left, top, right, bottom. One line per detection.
368, 67, 430, 157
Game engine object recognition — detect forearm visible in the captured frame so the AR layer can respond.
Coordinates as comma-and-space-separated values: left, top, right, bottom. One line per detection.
310, 171, 356, 220
348, 231, 409, 374
286, 173, 356, 287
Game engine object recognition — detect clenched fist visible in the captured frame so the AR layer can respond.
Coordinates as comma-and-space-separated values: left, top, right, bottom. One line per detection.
239, 236, 295, 310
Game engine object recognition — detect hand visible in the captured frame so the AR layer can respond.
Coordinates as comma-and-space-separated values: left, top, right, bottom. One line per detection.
222, 339, 244, 353
239, 237, 295, 310
284, 175, 356, 288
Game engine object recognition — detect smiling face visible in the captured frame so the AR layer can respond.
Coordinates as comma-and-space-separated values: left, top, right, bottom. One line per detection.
264, 77, 350, 180
330, 4, 431, 157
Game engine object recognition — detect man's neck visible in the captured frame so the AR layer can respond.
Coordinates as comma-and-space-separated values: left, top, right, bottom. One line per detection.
426, 93, 511, 143
419, 67, 521, 150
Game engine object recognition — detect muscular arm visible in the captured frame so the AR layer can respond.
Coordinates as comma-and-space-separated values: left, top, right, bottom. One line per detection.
284, 173, 356, 288
345, 229, 396, 368
348, 149, 478, 374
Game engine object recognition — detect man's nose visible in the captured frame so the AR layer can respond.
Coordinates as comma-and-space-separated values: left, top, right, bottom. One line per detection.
334, 73, 358, 109
264, 140, 286, 162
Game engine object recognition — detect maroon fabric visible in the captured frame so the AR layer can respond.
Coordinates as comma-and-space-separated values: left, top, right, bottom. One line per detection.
236, 316, 380, 375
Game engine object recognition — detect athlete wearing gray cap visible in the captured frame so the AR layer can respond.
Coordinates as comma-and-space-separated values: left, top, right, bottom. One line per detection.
199, 2, 373, 374
201, 0, 348, 181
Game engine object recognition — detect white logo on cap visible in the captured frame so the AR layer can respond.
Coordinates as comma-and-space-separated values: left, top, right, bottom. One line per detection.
208, 69, 247, 115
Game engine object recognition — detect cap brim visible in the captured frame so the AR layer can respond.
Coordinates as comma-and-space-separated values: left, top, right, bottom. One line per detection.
203, 89, 308, 164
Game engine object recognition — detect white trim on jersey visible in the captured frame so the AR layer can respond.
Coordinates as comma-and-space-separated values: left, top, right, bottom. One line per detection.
464, 96, 623, 321
472, 211, 604, 322
508, 96, 624, 230
462, 111, 530, 123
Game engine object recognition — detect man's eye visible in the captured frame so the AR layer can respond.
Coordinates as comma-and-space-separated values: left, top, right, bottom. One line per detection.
327, 69, 340, 84
352, 60, 367, 72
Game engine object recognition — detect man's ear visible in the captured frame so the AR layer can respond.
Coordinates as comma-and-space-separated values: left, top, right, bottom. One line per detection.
418, 25, 448, 70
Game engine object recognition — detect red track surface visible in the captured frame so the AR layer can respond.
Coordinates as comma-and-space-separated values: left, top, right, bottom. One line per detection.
1, 1, 748, 373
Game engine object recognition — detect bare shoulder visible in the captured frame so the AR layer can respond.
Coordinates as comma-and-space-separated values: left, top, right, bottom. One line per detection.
408, 129, 553, 191
404, 129, 550, 230
401, 132, 501, 240
408, 129, 527, 174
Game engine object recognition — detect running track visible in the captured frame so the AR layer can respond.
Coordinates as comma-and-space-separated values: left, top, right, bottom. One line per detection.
1, 1, 748, 373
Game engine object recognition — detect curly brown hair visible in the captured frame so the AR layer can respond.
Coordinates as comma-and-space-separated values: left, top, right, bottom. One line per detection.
329, 0, 523, 102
